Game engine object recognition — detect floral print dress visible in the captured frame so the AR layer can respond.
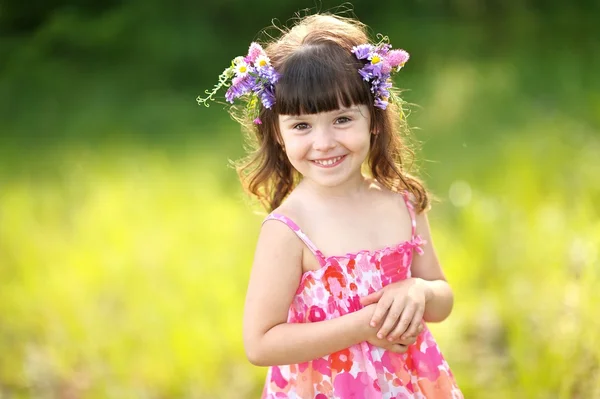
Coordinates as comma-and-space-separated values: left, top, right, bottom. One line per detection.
260, 192, 463, 399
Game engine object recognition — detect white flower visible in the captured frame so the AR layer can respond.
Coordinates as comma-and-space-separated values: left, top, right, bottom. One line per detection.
254, 55, 271, 69
234, 61, 250, 77
369, 53, 382, 65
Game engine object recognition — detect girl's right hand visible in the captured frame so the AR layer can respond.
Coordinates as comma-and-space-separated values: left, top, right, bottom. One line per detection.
362, 304, 423, 353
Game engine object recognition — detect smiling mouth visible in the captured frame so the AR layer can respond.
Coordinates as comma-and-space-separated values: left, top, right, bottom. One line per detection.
311, 155, 346, 167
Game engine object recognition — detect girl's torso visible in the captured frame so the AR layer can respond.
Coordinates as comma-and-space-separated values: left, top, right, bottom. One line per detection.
260, 190, 463, 399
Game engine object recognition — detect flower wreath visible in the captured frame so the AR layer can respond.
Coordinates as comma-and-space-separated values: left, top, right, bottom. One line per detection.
197, 36, 409, 123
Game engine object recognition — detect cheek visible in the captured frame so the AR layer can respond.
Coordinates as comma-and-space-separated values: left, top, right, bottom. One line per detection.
346, 133, 371, 153
282, 137, 309, 160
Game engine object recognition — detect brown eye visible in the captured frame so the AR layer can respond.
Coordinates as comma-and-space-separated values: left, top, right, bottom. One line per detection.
293, 123, 310, 130
335, 117, 351, 124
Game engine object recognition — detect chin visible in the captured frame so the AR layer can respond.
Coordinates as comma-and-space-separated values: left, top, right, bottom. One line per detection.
309, 172, 361, 188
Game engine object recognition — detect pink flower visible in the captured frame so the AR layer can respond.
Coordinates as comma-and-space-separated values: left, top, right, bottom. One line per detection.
327, 276, 343, 299
411, 345, 444, 381
381, 350, 406, 373
246, 42, 264, 63
387, 49, 410, 68
308, 306, 326, 322
333, 372, 378, 398
313, 358, 332, 377
345, 295, 362, 312
380, 249, 411, 285
381, 60, 392, 75
271, 366, 288, 389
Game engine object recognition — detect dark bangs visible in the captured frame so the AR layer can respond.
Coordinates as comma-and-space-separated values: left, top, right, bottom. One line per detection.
273, 44, 372, 115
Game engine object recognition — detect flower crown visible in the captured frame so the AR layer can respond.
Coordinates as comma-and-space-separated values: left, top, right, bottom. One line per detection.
197, 43, 279, 114
197, 38, 409, 115
351, 41, 410, 110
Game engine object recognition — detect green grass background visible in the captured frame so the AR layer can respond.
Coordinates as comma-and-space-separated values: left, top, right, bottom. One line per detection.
1, 1, 599, 398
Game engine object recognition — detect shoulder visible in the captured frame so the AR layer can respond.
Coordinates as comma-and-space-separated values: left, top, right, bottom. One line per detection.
255, 213, 304, 270
367, 179, 411, 209
264, 187, 311, 230
367, 179, 397, 199
259, 195, 308, 253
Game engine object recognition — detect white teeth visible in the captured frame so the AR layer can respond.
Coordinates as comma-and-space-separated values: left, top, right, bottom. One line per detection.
314, 156, 343, 166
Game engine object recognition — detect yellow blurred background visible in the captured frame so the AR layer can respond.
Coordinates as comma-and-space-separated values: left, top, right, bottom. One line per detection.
1, 1, 599, 398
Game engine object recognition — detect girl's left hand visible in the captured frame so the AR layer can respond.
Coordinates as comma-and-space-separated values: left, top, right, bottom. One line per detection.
360, 278, 431, 341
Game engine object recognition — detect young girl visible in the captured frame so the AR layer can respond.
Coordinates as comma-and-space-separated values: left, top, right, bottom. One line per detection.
199, 13, 463, 399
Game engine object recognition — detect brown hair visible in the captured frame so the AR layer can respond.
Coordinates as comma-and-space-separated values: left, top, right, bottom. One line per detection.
231, 14, 429, 212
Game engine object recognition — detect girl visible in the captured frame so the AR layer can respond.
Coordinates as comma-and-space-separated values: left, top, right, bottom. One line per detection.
199, 13, 463, 399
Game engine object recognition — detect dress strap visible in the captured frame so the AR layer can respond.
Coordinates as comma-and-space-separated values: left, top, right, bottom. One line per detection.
263, 213, 326, 264
401, 190, 417, 240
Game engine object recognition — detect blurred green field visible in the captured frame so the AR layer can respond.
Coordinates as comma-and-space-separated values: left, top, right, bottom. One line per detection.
2, 2, 600, 398
1, 123, 599, 399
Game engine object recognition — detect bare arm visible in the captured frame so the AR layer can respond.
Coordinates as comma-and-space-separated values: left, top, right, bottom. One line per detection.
410, 211, 454, 323
243, 219, 374, 366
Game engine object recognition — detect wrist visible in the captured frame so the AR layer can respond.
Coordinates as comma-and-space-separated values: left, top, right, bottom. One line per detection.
357, 304, 376, 338
416, 278, 434, 303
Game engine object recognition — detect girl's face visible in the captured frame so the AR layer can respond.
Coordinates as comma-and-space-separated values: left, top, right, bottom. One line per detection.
278, 105, 371, 188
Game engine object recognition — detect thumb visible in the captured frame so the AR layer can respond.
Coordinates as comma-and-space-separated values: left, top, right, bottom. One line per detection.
360, 290, 383, 306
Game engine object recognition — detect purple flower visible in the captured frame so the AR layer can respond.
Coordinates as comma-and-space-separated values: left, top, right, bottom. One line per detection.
352, 41, 410, 109
257, 65, 280, 85
374, 97, 388, 110
228, 43, 279, 109
253, 117, 262, 125
200, 42, 280, 109
358, 68, 372, 81
374, 79, 392, 94
379, 43, 392, 55
225, 75, 254, 103
358, 63, 382, 81
351, 44, 372, 60
368, 61, 383, 75
258, 86, 276, 109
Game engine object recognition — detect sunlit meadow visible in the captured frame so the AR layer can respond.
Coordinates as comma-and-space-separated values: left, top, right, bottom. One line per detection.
2, 77, 599, 399
1, 8, 600, 399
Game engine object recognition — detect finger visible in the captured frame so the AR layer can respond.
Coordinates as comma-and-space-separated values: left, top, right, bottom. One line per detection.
369, 295, 393, 328
389, 343, 408, 354
360, 290, 383, 307
410, 323, 424, 339
395, 335, 417, 346
386, 304, 415, 341
401, 308, 425, 340
377, 299, 405, 339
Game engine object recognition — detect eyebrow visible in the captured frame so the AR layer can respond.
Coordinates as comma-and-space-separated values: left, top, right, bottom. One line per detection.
281, 107, 361, 123
281, 115, 300, 123
337, 107, 361, 114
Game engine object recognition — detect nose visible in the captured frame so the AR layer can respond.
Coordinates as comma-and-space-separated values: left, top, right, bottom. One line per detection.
312, 126, 337, 152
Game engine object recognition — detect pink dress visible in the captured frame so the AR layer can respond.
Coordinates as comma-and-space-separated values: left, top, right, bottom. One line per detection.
260, 192, 463, 399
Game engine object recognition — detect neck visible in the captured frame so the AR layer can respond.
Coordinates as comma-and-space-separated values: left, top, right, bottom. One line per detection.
298, 172, 370, 203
